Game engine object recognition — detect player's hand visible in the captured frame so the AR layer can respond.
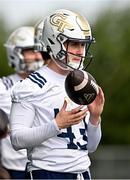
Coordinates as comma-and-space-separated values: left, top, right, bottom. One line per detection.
87, 87, 105, 125
55, 100, 88, 129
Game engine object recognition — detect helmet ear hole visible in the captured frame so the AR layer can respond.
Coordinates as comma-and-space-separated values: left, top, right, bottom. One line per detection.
10, 55, 15, 60
47, 46, 52, 53
11, 63, 15, 69
48, 38, 55, 45
41, 51, 51, 60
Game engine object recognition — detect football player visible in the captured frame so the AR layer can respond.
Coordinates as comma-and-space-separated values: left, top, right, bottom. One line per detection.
0, 26, 44, 179
10, 9, 105, 179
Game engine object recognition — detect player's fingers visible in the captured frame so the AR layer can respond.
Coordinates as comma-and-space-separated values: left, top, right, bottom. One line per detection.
71, 105, 84, 114
71, 114, 86, 124
71, 120, 81, 125
72, 108, 88, 119
98, 87, 105, 103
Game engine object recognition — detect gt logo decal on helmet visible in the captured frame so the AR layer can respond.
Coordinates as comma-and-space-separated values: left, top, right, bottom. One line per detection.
75, 13, 91, 36
50, 13, 74, 33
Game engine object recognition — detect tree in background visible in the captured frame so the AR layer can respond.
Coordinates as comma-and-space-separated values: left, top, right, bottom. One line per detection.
0, 17, 15, 76
88, 8, 130, 144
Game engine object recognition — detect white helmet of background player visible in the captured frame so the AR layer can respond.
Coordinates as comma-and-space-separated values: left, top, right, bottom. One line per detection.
34, 19, 46, 52
4, 26, 43, 72
41, 9, 95, 70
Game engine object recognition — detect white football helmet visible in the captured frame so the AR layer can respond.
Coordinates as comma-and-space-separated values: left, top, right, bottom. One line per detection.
4, 26, 43, 72
41, 9, 94, 70
34, 18, 46, 52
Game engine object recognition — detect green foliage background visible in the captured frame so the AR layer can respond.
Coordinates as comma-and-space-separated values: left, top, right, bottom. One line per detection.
88, 8, 130, 144
0, 8, 130, 144
0, 17, 14, 76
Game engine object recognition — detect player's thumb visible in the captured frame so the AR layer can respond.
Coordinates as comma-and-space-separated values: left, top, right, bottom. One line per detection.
61, 100, 67, 111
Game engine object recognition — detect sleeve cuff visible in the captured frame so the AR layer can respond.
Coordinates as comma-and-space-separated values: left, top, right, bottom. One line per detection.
52, 119, 61, 133
88, 117, 101, 128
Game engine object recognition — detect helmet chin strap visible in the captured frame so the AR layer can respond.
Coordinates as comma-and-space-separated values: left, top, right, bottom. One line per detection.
53, 57, 83, 71
65, 53, 84, 70
68, 61, 83, 70
51, 51, 84, 71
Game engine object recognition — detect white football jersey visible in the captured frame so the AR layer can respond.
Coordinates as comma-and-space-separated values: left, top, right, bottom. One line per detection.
0, 74, 28, 171
11, 66, 101, 173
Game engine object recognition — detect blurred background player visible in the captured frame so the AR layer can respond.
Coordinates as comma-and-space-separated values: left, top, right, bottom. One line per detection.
0, 26, 44, 179
0, 109, 10, 179
34, 18, 45, 52
10, 9, 105, 179
0, 109, 9, 140
34, 18, 51, 65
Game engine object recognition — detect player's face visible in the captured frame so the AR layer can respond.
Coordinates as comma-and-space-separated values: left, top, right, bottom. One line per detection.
22, 49, 43, 63
64, 41, 86, 69
66, 41, 85, 59
21, 49, 43, 73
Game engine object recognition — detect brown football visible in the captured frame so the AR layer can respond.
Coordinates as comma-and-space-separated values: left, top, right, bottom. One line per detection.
65, 69, 99, 105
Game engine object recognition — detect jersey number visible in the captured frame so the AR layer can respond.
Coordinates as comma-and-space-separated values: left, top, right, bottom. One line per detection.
54, 108, 88, 150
